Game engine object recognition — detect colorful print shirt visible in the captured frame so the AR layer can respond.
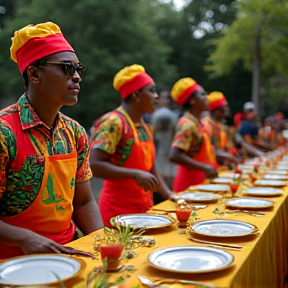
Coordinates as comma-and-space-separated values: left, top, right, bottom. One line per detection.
0, 94, 92, 217
90, 108, 152, 166
202, 116, 227, 150
171, 111, 204, 157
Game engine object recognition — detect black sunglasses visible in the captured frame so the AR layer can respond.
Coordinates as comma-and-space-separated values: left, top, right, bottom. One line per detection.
43, 61, 86, 79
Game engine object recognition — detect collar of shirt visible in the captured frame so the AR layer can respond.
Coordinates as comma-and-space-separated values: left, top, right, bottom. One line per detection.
16, 94, 66, 131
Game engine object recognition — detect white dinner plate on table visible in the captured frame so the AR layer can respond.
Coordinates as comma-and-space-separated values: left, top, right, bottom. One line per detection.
276, 165, 288, 171
267, 170, 288, 175
189, 219, 258, 238
0, 254, 85, 286
197, 184, 230, 193
263, 174, 288, 180
225, 197, 274, 209
111, 213, 174, 229
176, 192, 221, 203
243, 187, 282, 197
254, 179, 286, 187
148, 245, 234, 273
210, 177, 233, 184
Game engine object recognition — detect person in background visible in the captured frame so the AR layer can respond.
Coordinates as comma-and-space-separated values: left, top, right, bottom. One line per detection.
169, 77, 218, 192
238, 102, 272, 151
89, 64, 173, 226
151, 89, 178, 156
0, 22, 103, 259
202, 91, 240, 165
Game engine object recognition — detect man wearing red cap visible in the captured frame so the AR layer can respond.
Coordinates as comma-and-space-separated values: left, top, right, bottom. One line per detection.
89, 64, 173, 226
169, 78, 218, 192
0, 22, 103, 259
202, 91, 239, 165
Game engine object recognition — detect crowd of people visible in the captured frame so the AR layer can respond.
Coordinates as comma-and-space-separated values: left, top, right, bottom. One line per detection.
0, 21, 287, 259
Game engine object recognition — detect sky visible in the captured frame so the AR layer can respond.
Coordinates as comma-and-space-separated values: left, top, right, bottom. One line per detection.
160, 0, 187, 10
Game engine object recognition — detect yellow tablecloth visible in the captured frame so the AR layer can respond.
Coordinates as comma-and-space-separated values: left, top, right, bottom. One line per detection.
67, 186, 288, 288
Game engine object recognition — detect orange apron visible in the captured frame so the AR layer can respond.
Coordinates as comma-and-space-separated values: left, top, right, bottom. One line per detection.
219, 126, 228, 150
99, 107, 155, 227
0, 120, 77, 259
173, 125, 217, 192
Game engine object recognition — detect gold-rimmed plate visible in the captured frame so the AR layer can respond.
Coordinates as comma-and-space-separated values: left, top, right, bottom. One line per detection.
267, 170, 288, 175
189, 219, 259, 238
243, 187, 282, 197
210, 177, 234, 184
263, 174, 288, 180
197, 184, 230, 193
111, 213, 174, 229
0, 254, 85, 286
225, 197, 274, 209
148, 245, 234, 274
254, 179, 287, 187
176, 191, 221, 203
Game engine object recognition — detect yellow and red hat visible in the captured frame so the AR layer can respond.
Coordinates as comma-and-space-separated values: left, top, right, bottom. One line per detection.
207, 91, 227, 111
10, 22, 74, 73
113, 64, 154, 99
171, 77, 199, 105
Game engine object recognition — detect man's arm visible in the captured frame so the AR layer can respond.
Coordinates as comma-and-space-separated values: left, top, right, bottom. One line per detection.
72, 180, 103, 234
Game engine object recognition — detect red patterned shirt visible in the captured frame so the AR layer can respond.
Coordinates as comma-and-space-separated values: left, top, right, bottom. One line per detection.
0, 94, 92, 216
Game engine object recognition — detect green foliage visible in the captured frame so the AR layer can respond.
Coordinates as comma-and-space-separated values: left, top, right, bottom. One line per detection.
207, 0, 288, 77
0, 0, 176, 129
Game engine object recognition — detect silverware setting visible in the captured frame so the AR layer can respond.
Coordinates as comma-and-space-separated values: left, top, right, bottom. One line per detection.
190, 237, 243, 251
138, 275, 215, 287
227, 210, 265, 216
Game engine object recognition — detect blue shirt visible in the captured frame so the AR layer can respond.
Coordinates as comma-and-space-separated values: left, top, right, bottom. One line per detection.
238, 120, 259, 140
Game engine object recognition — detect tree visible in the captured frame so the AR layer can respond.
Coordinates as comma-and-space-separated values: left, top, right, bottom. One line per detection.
0, 0, 176, 129
206, 0, 288, 113
153, 0, 251, 116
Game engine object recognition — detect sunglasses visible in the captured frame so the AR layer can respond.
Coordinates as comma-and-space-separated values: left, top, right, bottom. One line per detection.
43, 61, 86, 79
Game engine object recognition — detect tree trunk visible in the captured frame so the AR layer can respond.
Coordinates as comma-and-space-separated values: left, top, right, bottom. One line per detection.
251, 27, 261, 113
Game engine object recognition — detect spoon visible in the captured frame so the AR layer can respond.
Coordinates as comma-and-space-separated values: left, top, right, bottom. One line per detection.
138, 275, 215, 287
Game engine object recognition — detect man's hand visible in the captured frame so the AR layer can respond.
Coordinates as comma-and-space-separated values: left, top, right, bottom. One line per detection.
21, 233, 92, 257
133, 170, 158, 192
202, 164, 218, 178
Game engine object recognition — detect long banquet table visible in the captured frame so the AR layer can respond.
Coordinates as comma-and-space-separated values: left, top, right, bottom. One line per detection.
66, 184, 288, 288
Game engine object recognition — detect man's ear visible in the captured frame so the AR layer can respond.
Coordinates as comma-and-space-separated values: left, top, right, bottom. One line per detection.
27, 66, 40, 83
189, 98, 195, 106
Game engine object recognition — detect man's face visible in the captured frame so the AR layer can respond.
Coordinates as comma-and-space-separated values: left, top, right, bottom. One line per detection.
35, 51, 83, 107
158, 90, 171, 108
138, 84, 159, 114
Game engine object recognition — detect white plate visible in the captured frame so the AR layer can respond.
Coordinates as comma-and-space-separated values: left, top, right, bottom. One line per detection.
267, 170, 288, 175
225, 197, 274, 209
254, 179, 287, 187
0, 254, 85, 285
210, 178, 233, 184
197, 184, 230, 193
263, 174, 288, 180
219, 173, 249, 180
276, 165, 288, 171
111, 213, 174, 229
243, 187, 282, 197
148, 245, 234, 273
190, 219, 258, 237
177, 192, 221, 203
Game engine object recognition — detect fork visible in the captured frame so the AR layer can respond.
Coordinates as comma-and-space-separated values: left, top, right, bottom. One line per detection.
138, 275, 215, 287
